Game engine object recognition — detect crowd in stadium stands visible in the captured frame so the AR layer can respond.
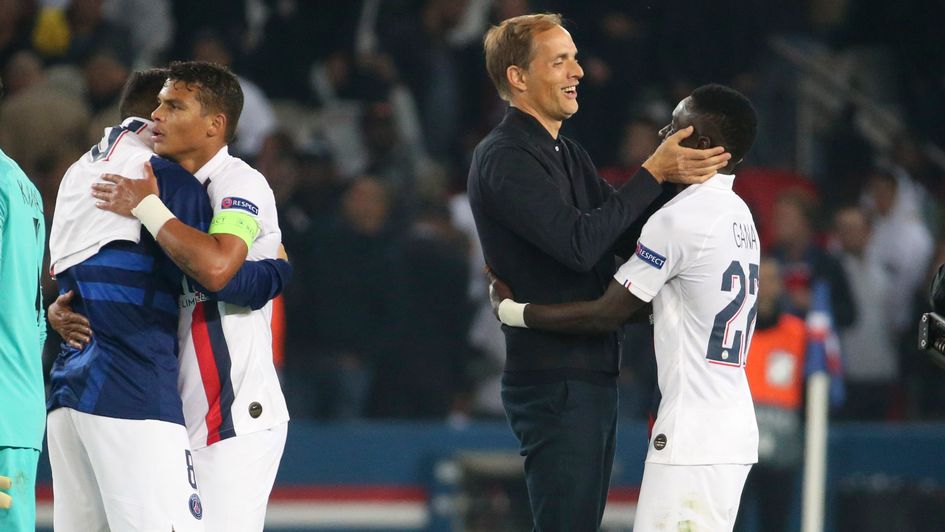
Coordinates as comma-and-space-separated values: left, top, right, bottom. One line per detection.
2, 0, 943, 422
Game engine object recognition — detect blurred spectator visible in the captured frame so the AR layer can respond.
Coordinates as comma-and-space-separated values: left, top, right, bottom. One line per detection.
559, 2, 657, 164
0, 0, 37, 71
832, 205, 898, 420
598, 116, 660, 188
191, 29, 276, 157
770, 189, 857, 331
246, 1, 361, 102
369, 201, 475, 420
361, 99, 424, 216
169, 0, 246, 63
101, 0, 171, 67
0, 51, 89, 177
817, 105, 873, 209
732, 169, 817, 252
284, 176, 406, 421
33, 0, 133, 66
378, 0, 476, 163
863, 167, 934, 334
2, 49, 44, 97
82, 47, 128, 142
449, 192, 505, 417
736, 258, 806, 532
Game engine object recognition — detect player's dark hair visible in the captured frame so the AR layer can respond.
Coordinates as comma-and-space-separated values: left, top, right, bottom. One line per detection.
166, 61, 243, 143
119, 68, 170, 120
689, 84, 757, 162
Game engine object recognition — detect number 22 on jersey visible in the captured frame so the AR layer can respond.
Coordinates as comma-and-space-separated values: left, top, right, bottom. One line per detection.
706, 260, 759, 367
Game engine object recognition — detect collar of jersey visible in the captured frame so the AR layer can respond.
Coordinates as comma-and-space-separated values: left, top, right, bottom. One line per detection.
122, 117, 155, 144
692, 172, 735, 191
665, 172, 735, 208
193, 145, 230, 185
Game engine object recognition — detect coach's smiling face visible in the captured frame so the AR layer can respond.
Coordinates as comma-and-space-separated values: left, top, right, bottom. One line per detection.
150, 80, 226, 173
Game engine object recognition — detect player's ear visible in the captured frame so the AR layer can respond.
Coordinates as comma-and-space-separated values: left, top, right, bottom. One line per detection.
507, 65, 528, 93
697, 135, 712, 149
208, 112, 226, 139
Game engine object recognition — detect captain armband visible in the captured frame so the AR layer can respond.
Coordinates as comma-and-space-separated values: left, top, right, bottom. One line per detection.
209, 210, 260, 251
498, 299, 529, 328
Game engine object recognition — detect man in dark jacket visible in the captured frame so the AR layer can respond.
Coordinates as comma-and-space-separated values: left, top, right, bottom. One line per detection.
468, 13, 731, 531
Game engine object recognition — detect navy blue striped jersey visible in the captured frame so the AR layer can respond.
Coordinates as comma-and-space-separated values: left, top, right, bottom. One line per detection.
47, 155, 290, 423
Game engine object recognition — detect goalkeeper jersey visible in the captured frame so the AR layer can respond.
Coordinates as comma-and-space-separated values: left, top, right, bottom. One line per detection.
0, 147, 46, 450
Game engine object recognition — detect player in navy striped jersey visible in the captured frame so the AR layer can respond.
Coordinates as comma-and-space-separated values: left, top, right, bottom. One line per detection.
46, 69, 291, 531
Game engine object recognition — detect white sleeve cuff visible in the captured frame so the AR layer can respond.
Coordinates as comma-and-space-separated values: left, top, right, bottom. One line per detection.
498, 299, 529, 328
131, 194, 176, 237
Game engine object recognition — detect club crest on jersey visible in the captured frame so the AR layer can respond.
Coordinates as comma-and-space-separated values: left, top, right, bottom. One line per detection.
189, 493, 203, 520
636, 242, 666, 270
221, 196, 258, 215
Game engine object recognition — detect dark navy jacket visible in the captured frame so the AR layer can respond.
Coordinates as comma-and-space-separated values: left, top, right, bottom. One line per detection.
468, 107, 663, 379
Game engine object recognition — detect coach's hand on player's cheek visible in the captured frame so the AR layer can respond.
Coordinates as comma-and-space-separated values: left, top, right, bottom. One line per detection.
643, 126, 730, 185
485, 265, 514, 319
48, 290, 92, 349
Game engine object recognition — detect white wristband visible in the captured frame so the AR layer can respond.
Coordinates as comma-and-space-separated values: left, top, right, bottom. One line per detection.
498, 299, 529, 328
131, 194, 176, 237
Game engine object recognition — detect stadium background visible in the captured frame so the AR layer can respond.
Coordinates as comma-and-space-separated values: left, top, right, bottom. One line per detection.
1, 0, 943, 530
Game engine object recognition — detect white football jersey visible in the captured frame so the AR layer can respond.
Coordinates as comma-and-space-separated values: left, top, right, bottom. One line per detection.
614, 173, 760, 465
49, 118, 153, 275
177, 146, 289, 449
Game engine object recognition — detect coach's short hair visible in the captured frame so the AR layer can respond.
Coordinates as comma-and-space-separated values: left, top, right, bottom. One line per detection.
167, 61, 243, 143
119, 68, 169, 120
483, 13, 562, 102
689, 84, 758, 162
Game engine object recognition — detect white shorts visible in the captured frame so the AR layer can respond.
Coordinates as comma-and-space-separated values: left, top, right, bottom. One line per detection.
190, 422, 287, 532
47, 408, 205, 532
633, 463, 752, 532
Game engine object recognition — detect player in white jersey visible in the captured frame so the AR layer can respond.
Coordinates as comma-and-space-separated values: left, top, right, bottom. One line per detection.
489, 84, 760, 531
89, 61, 288, 532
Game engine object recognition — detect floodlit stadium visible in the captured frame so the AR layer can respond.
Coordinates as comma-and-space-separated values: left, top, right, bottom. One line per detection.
0, 1, 943, 531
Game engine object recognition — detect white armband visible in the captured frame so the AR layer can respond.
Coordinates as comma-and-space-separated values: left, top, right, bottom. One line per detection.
131, 194, 176, 237
498, 299, 529, 328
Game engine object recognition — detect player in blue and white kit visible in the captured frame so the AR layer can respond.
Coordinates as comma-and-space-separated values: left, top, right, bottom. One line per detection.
46, 69, 291, 531
490, 84, 760, 531
89, 62, 290, 532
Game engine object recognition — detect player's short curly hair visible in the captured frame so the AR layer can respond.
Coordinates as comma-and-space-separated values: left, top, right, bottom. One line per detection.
689, 84, 758, 162
119, 68, 169, 120
483, 13, 562, 102
167, 61, 243, 143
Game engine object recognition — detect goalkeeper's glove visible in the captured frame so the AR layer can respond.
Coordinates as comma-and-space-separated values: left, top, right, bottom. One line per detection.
0, 475, 11, 509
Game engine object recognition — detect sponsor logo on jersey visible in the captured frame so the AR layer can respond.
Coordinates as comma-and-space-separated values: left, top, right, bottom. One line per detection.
636, 242, 666, 270
221, 196, 259, 216
179, 290, 209, 310
189, 493, 203, 520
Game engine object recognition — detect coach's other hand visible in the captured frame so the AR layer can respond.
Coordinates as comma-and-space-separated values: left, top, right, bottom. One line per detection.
0, 475, 12, 509
485, 266, 514, 319
48, 290, 92, 349
92, 161, 161, 217
643, 126, 730, 185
